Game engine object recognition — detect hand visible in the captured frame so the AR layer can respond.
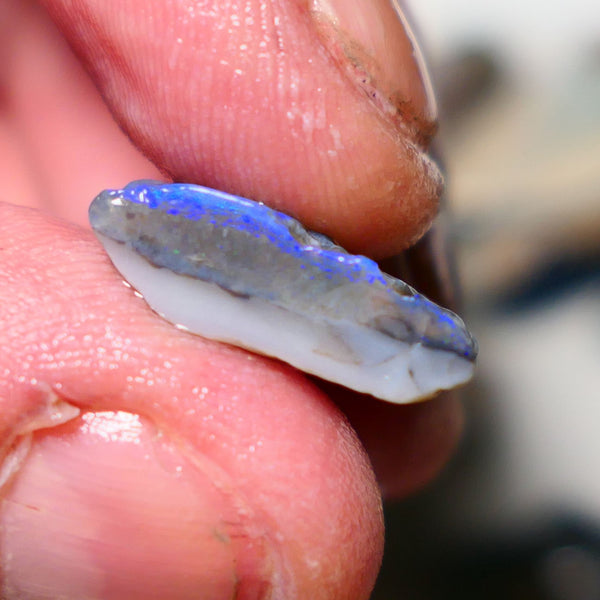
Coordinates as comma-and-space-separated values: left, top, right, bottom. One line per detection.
0, 1, 463, 598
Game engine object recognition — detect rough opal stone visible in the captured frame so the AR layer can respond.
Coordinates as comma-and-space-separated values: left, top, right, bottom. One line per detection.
89, 181, 477, 403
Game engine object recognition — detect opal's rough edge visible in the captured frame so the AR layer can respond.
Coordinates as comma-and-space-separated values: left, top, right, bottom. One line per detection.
89, 181, 477, 403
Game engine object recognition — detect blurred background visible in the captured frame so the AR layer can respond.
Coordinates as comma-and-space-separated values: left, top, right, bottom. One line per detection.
374, 1, 600, 598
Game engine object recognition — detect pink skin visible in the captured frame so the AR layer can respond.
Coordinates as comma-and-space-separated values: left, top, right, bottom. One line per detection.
0, 1, 463, 598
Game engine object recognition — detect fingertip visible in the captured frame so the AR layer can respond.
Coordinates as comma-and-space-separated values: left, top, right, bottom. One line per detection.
40, 0, 441, 256
1, 413, 257, 600
0, 201, 384, 599
335, 389, 464, 499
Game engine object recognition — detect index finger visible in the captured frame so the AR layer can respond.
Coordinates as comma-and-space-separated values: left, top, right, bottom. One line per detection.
41, 0, 442, 257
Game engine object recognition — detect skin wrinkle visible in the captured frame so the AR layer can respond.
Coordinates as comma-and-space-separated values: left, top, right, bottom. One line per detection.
309, 17, 436, 147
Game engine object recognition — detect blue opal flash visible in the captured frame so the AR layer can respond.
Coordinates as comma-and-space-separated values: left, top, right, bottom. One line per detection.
89, 181, 477, 403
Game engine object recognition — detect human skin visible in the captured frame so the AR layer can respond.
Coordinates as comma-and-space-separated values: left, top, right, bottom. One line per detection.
0, 1, 463, 598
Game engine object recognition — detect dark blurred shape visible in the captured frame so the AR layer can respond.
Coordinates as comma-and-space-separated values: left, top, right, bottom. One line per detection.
492, 248, 600, 314
373, 508, 600, 600
540, 544, 600, 600
434, 48, 503, 122
380, 216, 461, 313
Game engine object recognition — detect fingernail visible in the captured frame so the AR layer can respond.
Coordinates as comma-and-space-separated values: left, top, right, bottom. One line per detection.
0, 411, 276, 599
0, 383, 80, 489
310, 0, 437, 144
